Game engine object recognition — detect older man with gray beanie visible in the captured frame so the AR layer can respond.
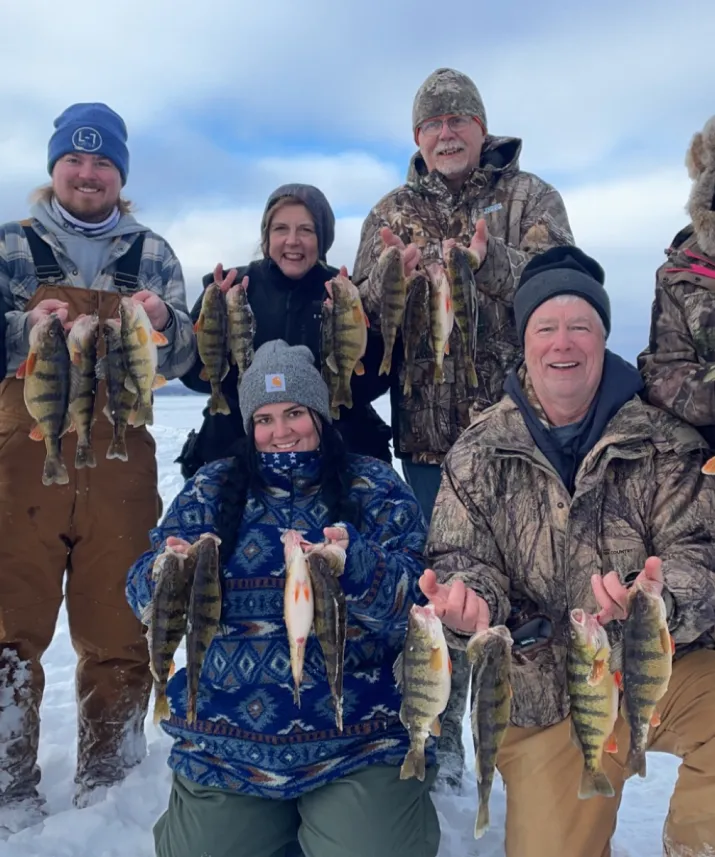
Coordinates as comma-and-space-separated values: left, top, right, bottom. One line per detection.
353, 66, 575, 788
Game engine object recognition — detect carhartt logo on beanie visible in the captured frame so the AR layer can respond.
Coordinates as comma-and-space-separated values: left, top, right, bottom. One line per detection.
48, 102, 130, 185
513, 246, 611, 344
238, 340, 332, 433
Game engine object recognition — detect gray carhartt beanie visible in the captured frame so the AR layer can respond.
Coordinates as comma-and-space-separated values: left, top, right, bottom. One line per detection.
412, 68, 487, 137
238, 339, 332, 432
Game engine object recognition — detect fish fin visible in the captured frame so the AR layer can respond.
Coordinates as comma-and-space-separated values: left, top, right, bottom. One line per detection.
474, 801, 490, 839
659, 627, 672, 655
60, 414, 73, 437
152, 330, 168, 346
430, 717, 441, 737
134, 404, 154, 426
363, 312, 370, 328
106, 437, 129, 462
28, 423, 44, 442
75, 444, 96, 470
209, 391, 231, 416
448, 652, 452, 675
168, 660, 176, 677
95, 356, 107, 380
293, 683, 301, 708
569, 718, 582, 751
302, 582, 311, 602
650, 710, 662, 727
444, 340, 450, 356
392, 652, 404, 689
702, 456, 715, 475
604, 732, 619, 754
153, 692, 171, 725
42, 453, 69, 487
399, 748, 425, 782
193, 318, 202, 333
429, 647, 444, 672
614, 670, 624, 690
17, 354, 37, 378
69, 364, 84, 402
354, 360, 365, 375
326, 354, 339, 374
199, 366, 209, 381
351, 306, 363, 324
587, 657, 606, 687
102, 404, 114, 425
136, 327, 149, 346
670, 635, 676, 655
578, 767, 615, 800
625, 747, 647, 779
152, 374, 168, 389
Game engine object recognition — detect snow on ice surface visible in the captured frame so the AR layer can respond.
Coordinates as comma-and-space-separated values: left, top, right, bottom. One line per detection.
0, 394, 679, 857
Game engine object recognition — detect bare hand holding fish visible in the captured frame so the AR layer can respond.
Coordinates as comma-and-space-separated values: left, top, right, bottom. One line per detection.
591, 556, 664, 625
379, 226, 421, 277
132, 289, 171, 332
419, 569, 489, 635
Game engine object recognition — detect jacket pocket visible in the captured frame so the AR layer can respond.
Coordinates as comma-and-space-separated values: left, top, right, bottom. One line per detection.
509, 640, 569, 729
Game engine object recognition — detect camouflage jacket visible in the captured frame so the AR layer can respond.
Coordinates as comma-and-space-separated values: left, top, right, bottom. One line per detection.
638, 227, 715, 447
426, 380, 715, 728
352, 135, 574, 463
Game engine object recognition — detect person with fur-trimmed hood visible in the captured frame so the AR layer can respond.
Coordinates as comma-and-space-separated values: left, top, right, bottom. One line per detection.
638, 115, 715, 449
352, 66, 574, 788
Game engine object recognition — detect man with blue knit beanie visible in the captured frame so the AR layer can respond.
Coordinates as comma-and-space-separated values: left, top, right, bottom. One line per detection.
0, 102, 196, 831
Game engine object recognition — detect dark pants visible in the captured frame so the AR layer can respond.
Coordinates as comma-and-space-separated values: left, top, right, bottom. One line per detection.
401, 460, 442, 523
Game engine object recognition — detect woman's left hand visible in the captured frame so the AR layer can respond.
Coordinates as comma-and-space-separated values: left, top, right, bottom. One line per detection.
323, 526, 349, 551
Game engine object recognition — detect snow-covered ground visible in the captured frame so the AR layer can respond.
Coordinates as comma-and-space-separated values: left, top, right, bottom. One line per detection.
0, 394, 679, 857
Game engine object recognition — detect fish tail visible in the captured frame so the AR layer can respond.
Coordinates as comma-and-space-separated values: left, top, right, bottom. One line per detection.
474, 799, 490, 839
42, 450, 69, 486
625, 746, 647, 779
75, 442, 96, 470
153, 690, 171, 725
335, 700, 343, 733
579, 766, 615, 799
209, 386, 231, 416
293, 682, 302, 708
106, 433, 128, 461
134, 403, 153, 427
399, 747, 426, 782
378, 352, 393, 376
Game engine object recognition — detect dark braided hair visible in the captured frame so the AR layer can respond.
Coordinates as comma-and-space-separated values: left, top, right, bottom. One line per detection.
216, 414, 361, 569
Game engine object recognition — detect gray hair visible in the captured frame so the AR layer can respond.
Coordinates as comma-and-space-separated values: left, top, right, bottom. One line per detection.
551, 294, 607, 337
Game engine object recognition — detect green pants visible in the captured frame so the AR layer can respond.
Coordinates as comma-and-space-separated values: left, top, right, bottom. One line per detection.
154, 764, 440, 857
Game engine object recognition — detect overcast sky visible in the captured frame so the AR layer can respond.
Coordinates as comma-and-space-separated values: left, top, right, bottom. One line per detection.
2, 0, 714, 362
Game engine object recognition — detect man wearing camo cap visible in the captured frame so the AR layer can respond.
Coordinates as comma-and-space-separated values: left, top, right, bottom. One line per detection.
353, 67, 574, 789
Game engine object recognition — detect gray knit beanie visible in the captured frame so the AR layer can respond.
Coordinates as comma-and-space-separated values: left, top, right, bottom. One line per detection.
412, 68, 487, 136
238, 340, 332, 432
260, 183, 336, 262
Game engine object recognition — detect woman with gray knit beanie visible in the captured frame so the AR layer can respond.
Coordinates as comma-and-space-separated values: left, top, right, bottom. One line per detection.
128, 340, 440, 857
177, 183, 392, 478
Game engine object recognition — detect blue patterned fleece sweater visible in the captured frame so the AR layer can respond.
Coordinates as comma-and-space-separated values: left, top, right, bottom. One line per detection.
126, 450, 431, 799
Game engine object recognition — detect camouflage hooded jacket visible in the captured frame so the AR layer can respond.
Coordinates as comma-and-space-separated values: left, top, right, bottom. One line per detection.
426, 377, 715, 728
352, 135, 574, 463
638, 115, 715, 447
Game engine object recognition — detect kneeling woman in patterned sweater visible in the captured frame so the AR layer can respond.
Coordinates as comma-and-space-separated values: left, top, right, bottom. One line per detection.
126, 339, 440, 857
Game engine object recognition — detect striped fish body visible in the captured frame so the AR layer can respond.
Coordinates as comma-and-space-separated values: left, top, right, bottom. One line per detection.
400, 273, 430, 397
377, 246, 408, 376
468, 625, 513, 838
426, 263, 454, 383
444, 244, 478, 390
226, 284, 255, 378
622, 583, 673, 778
20, 314, 72, 486
100, 319, 137, 461
394, 603, 451, 782
67, 313, 100, 469
283, 530, 314, 707
185, 533, 223, 726
195, 284, 230, 416
119, 298, 165, 426
567, 609, 619, 800
143, 547, 191, 724
324, 275, 368, 410
308, 551, 347, 732
320, 300, 340, 419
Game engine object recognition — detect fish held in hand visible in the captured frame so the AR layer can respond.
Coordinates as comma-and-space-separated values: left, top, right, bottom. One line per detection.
226, 282, 255, 379
283, 530, 314, 707
99, 319, 137, 461
185, 533, 223, 726
621, 580, 674, 779
195, 283, 231, 416
67, 312, 100, 469
118, 297, 167, 426
394, 603, 452, 782
567, 609, 619, 800
308, 551, 347, 731
377, 245, 408, 376
444, 241, 478, 390
322, 274, 368, 410
468, 625, 513, 838
426, 263, 454, 383
400, 273, 430, 397
18, 313, 72, 486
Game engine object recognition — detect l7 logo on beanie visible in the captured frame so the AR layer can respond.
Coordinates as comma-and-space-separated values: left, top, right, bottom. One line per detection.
265, 374, 286, 392
72, 127, 103, 153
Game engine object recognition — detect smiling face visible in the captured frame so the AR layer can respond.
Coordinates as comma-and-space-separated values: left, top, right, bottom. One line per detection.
51, 152, 122, 222
417, 114, 484, 189
524, 296, 606, 426
267, 202, 319, 279
252, 402, 321, 453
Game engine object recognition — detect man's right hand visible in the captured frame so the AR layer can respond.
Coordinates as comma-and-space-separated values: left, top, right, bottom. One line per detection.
418, 568, 490, 635
379, 226, 421, 277
28, 299, 70, 328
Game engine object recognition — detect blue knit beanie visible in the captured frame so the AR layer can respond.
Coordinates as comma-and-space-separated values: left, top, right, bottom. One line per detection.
47, 103, 129, 185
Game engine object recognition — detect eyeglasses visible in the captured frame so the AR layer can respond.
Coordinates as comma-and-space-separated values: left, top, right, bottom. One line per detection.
419, 115, 474, 137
